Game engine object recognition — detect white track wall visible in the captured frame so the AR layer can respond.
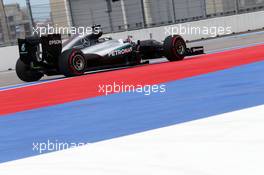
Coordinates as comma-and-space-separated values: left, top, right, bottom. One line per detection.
106, 10, 264, 41
0, 46, 18, 72
0, 11, 264, 71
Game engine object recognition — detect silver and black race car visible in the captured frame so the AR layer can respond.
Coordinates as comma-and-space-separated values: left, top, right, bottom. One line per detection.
16, 26, 204, 82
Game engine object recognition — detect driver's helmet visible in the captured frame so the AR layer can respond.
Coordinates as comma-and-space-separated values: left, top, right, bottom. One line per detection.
92, 24, 103, 38
125, 35, 133, 43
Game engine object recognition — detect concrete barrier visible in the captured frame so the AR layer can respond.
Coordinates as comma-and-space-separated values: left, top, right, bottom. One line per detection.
106, 10, 264, 41
0, 46, 18, 71
0, 10, 264, 71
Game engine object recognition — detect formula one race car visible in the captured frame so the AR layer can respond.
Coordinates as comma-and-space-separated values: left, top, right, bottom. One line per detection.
16, 26, 204, 82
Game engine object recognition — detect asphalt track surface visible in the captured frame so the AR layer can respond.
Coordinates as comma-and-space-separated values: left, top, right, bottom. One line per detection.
1, 43, 264, 115
1, 31, 264, 87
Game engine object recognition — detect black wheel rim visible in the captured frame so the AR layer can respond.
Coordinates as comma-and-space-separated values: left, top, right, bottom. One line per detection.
175, 40, 185, 55
72, 55, 85, 71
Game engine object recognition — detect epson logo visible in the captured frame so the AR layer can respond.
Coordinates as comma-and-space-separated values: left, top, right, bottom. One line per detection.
108, 47, 133, 57
49, 40, 62, 45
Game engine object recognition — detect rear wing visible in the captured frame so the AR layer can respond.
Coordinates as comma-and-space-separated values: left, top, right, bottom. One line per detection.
18, 36, 40, 64
18, 34, 62, 64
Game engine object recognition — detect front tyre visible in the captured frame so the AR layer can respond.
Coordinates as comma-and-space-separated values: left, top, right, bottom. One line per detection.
163, 35, 187, 61
16, 59, 43, 82
58, 49, 86, 77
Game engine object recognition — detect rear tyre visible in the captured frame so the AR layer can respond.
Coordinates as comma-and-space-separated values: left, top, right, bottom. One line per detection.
16, 59, 43, 82
58, 49, 86, 77
163, 35, 187, 61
